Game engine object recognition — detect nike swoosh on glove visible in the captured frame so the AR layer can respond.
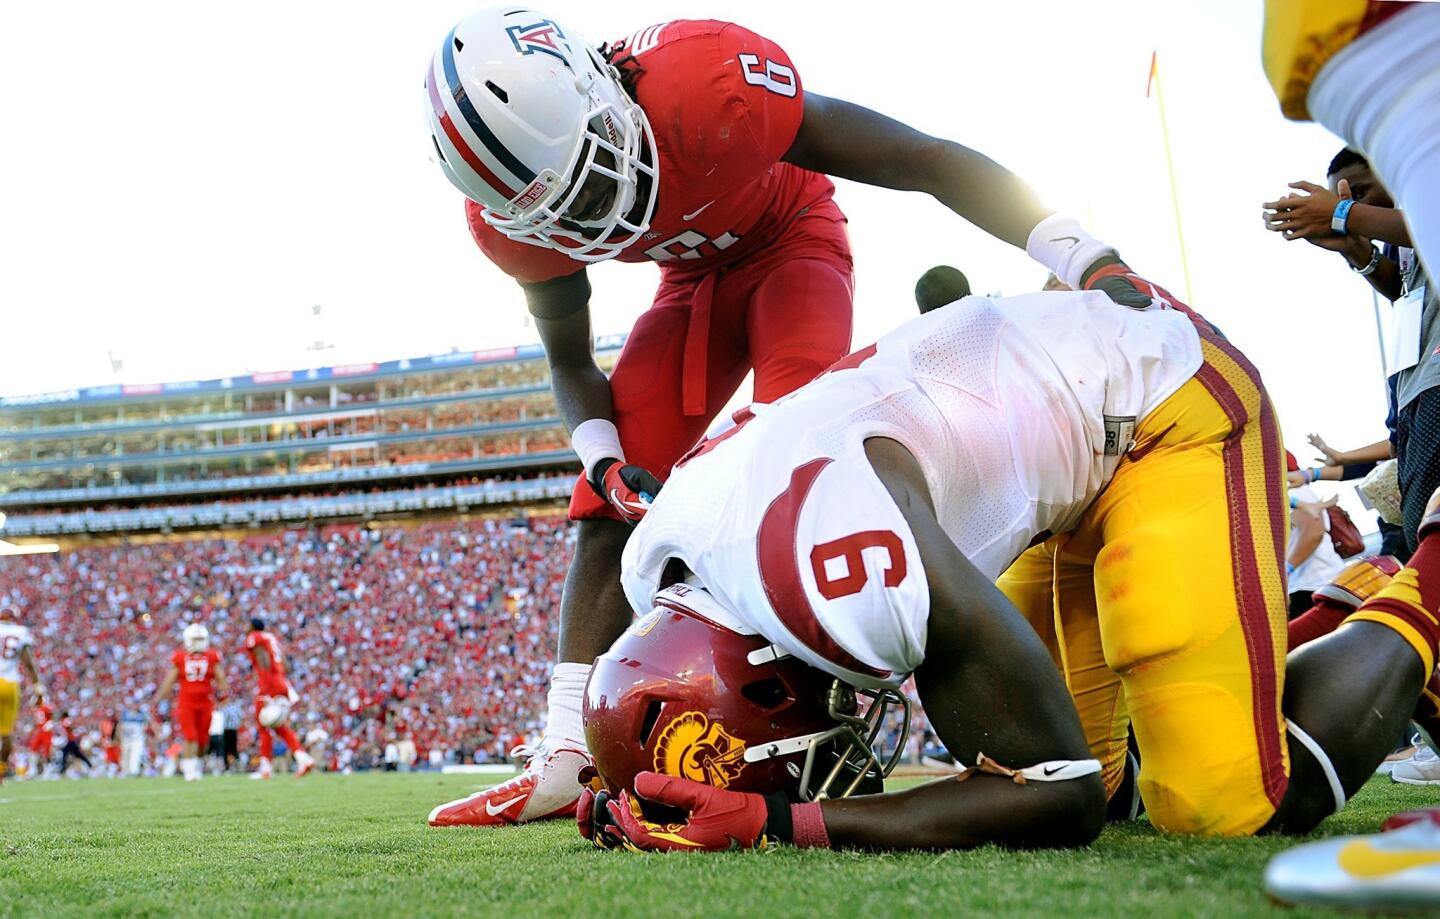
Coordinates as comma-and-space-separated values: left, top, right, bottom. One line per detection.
591, 458, 662, 524
604, 772, 770, 852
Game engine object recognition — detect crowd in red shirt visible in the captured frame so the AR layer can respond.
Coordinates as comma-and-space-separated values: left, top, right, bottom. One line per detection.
0, 515, 572, 768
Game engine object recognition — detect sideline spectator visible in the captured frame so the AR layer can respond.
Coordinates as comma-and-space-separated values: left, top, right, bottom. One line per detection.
1264, 150, 1440, 552
1284, 452, 1343, 617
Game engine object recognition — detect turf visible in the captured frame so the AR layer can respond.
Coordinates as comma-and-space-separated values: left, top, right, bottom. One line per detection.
0, 772, 1435, 918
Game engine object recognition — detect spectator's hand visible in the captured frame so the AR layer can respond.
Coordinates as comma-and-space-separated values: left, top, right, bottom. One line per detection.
1263, 181, 1342, 242
1295, 496, 1338, 519
1307, 432, 1342, 465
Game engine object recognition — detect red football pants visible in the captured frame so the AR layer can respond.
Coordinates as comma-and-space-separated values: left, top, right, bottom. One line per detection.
569, 213, 855, 519
176, 700, 213, 745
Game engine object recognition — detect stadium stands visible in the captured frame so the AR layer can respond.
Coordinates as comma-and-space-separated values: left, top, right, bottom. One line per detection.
0, 516, 572, 768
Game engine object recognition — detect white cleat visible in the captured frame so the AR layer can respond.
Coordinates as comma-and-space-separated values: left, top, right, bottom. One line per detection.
1264, 820, 1440, 912
427, 742, 590, 827
293, 750, 316, 778
1391, 745, 1440, 786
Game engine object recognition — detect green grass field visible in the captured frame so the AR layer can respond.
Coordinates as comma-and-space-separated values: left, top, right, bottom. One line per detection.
0, 771, 1435, 918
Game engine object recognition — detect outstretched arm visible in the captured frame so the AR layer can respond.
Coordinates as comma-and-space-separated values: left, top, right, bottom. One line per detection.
784, 94, 1051, 249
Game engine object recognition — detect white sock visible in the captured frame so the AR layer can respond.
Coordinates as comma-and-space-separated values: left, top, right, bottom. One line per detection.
181, 757, 195, 780
544, 662, 591, 750
295, 749, 314, 766
259, 757, 272, 773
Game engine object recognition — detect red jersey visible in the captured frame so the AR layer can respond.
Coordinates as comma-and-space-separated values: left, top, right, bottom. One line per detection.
170, 648, 222, 704
469, 20, 841, 284
244, 630, 290, 696
33, 704, 52, 733
60, 716, 78, 742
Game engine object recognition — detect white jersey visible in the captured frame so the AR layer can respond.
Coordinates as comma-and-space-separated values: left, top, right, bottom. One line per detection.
0, 622, 35, 683
622, 290, 1203, 688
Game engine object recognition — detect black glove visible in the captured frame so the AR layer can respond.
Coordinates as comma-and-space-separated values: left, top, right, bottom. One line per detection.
589, 458, 662, 523
1080, 255, 1154, 310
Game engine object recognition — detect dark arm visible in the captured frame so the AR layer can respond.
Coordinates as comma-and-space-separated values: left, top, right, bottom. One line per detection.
784, 94, 1052, 249
250, 646, 270, 673
818, 438, 1105, 850
1345, 204, 1413, 249
155, 663, 179, 701
521, 269, 614, 434
1337, 236, 1404, 301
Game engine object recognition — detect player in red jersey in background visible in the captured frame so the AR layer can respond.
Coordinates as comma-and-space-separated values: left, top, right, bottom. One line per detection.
27, 701, 54, 778
424, 7, 1146, 827
244, 618, 315, 779
155, 624, 227, 782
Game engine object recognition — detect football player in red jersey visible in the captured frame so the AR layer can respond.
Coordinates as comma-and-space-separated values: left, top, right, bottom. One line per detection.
154, 624, 227, 782
243, 618, 315, 779
423, 7, 1143, 827
27, 702, 54, 777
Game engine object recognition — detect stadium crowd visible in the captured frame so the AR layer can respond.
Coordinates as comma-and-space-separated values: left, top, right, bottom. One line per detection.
0, 516, 575, 773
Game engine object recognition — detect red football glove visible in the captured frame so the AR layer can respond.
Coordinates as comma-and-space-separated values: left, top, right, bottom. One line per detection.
576, 786, 626, 850
603, 772, 770, 852
1081, 258, 1196, 318
590, 459, 662, 524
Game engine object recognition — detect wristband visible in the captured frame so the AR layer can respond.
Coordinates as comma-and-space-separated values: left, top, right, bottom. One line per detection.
569, 418, 624, 480
1025, 215, 1117, 291
789, 801, 832, 849
1289, 496, 1299, 509
1308, 468, 1322, 483
1331, 198, 1355, 234
1352, 247, 1381, 276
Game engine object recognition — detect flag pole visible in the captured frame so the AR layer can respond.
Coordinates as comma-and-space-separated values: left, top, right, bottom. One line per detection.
1147, 51, 1195, 304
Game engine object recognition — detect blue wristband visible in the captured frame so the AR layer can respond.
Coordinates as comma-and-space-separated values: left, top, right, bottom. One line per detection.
1332, 198, 1355, 234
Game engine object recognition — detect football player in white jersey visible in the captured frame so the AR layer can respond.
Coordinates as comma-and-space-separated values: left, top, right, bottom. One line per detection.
577, 261, 1440, 852
0, 607, 45, 784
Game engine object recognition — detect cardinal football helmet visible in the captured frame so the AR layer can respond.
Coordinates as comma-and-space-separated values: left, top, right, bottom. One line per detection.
0, 606, 18, 623
182, 623, 210, 653
424, 6, 659, 261
585, 582, 909, 803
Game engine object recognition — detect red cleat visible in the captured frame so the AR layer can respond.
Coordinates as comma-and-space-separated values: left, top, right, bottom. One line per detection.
428, 743, 590, 827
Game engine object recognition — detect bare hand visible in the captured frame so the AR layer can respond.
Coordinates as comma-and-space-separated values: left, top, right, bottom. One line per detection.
1307, 432, 1342, 464
1263, 180, 1342, 241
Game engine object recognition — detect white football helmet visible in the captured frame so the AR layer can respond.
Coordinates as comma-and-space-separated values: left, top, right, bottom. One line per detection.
258, 696, 292, 728
182, 623, 210, 653
423, 6, 659, 261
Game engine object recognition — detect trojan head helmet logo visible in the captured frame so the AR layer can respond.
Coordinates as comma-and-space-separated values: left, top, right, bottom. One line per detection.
652, 711, 748, 788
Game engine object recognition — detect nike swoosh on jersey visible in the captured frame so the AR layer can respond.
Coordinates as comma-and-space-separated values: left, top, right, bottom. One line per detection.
682, 201, 716, 221
485, 796, 524, 817
1337, 840, 1440, 878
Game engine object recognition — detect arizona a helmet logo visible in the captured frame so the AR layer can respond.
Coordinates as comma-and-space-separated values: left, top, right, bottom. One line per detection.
653, 712, 748, 788
506, 20, 569, 64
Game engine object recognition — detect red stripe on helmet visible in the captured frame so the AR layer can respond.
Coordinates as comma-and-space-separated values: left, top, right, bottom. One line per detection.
427, 74, 515, 200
